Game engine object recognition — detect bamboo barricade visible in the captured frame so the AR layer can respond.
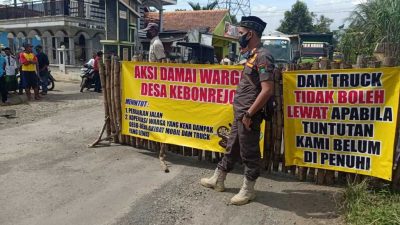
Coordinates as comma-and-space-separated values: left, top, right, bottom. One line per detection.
91, 55, 400, 188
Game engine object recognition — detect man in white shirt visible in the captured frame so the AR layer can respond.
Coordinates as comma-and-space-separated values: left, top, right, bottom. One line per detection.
143, 23, 166, 62
86, 53, 96, 67
3, 47, 18, 93
142, 22, 167, 168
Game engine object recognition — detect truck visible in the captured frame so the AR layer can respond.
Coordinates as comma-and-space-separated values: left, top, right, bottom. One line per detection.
262, 32, 334, 65
261, 35, 292, 65
295, 33, 334, 63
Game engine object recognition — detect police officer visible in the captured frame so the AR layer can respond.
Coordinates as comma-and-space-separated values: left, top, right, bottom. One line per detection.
201, 16, 274, 205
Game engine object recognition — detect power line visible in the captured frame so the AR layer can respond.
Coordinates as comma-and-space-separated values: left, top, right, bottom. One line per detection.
210, 0, 251, 18
254, 9, 354, 15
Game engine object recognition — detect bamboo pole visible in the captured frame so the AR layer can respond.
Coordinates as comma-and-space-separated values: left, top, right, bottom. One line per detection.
205, 151, 212, 162
198, 150, 203, 161
99, 60, 111, 137
214, 152, 220, 163
272, 69, 283, 171
387, 60, 400, 189
114, 59, 122, 143
264, 119, 273, 172
298, 167, 308, 181
307, 168, 316, 182
106, 58, 116, 137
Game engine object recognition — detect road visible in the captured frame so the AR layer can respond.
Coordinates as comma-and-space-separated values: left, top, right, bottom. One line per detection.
0, 81, 343, 225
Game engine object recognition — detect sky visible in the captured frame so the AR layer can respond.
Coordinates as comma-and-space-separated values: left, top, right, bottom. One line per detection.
0, 0, 366, 34
164, 0, 367, 34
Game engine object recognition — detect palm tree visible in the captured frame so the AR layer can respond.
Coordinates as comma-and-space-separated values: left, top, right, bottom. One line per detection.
343, 0, 400, 63
188, 1, 218, 10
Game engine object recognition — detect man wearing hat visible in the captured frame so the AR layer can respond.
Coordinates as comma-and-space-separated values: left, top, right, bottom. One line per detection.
35, 45, 50, 95
201, 16, 275, 205
143, 22, 167, 152
20, 43, 39, 100
143, 23, 166, 62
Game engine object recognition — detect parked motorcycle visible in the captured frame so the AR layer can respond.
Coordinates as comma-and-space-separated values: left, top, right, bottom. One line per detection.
80, 64, 95, 92
16, 70, 55, 91
39, 70, 56, 91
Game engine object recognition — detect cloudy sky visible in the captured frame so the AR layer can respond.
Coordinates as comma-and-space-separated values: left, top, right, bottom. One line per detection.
164, 0, 367, 34
0, 0, 366, 34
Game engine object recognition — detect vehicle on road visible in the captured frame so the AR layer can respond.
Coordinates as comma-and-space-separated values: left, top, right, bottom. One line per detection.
80, 64, 95, 92
262, 36, 292, 65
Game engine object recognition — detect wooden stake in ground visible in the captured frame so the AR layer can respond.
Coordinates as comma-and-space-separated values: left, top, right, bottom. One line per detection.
106, 58, 116, 137
88, 117, 119, 148
113, 58, 122, 143
99, 61, 111, 137
272, 69, 283, 171
158, 143, 169, 173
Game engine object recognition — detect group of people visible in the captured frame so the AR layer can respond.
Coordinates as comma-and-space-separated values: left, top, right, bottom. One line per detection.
0, 43, 50, 104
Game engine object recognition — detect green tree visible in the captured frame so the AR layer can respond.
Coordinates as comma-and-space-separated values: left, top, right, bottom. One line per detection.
340, 0, 400, 63
313, 15, 334, 33
277, 1, 314, 34
188, 1, 218, 10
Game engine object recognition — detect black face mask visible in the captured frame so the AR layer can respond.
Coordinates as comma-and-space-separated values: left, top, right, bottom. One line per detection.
238, 32, 250, 48
146, 31, 153, 39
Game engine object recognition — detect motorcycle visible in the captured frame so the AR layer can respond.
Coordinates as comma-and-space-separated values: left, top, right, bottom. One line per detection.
39, 70, 55, 91
16, 70, 55, 91
80, 64, 95, 92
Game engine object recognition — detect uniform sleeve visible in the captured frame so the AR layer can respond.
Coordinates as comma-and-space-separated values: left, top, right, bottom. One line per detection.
154, 41, 166, 60
256, 51, 275, 82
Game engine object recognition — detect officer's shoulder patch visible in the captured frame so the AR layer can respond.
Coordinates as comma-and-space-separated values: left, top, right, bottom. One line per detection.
258, 64, 266, 73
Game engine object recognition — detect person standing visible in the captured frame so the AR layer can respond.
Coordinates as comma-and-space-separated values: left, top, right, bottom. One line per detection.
35, 45, 50, 95
19, 43, 39, 100
142, 22, 166, 154
93, 51, 103, 93
3, 47, 18, 94
200, 16, 274, 205
0, 52, 8, 104
143, 23, 166, 62
16, 46, 25, 95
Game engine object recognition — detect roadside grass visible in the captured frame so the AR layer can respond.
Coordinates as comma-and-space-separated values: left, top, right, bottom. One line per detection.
341, 180, 400, 225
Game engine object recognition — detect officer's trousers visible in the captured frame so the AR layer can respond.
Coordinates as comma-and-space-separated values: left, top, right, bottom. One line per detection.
217, 115, 262, 181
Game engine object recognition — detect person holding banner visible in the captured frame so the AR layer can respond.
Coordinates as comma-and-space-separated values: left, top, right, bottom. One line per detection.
201, 16, 274, 205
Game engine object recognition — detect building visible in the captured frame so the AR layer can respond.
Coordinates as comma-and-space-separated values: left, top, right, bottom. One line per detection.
101, 0, 141, 61
0, 0, 106, 65
145, 9, 238, 62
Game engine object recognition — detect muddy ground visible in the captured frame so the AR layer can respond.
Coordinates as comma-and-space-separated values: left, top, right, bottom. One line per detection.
0, 81, 343, 225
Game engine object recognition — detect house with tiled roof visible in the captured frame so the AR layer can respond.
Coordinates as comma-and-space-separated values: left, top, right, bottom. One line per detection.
145, 9, 238, 61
